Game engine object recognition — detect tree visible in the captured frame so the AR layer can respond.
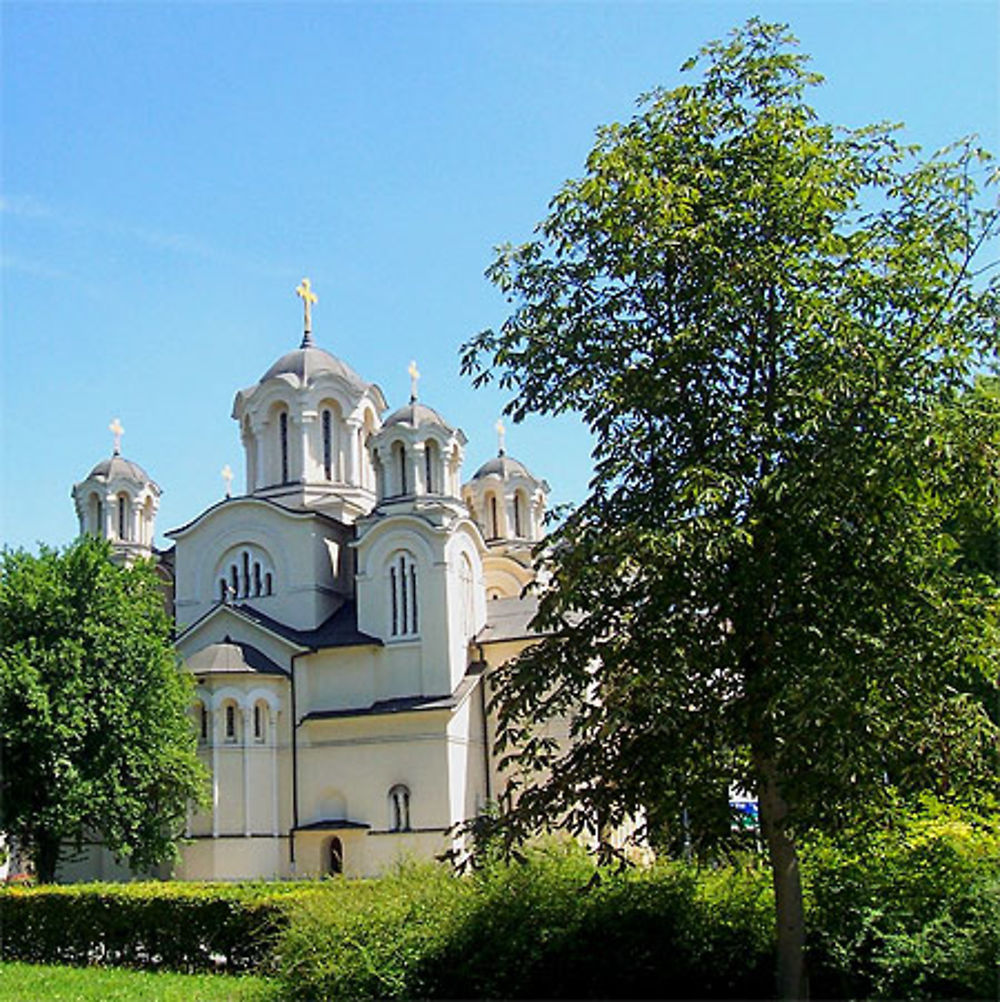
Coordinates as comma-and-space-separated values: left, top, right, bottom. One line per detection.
461, 21, 1000, 999
0, 536, 206, 882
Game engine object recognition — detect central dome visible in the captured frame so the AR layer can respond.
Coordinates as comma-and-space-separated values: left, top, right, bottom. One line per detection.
260, 344, 368, 391
87, 454, 155, 486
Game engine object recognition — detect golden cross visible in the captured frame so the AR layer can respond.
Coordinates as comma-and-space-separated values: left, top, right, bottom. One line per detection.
221, 464, 233, 498
495, 418, 506, 455
295, 278, 318, 338
408, 360, 420, 402
109, 417, 124, 455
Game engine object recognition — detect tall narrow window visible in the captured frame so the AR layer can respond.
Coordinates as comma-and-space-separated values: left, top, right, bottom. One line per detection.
200, 704, 209, 743
253, 703, 264, 742
279, 412, 289, 484
265, 572, 273, 596
242, 552, 250, 597
118, 495, 128, 540
389, 785, 411, 831
219, 578, 227, 602
489, 496, 499, 538
389, 552, 418, 637
514, 492, 524, 537
253, 562, 262, 597
225, 704, 236, 742
322, 409, 333, 480
424, 444, 434, 493
230, 565, 239, 597
328, 837, 343, 875
396, 443, 407, 495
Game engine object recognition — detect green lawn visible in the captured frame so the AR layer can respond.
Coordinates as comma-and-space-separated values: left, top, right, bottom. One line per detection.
0, 963, 276, 1001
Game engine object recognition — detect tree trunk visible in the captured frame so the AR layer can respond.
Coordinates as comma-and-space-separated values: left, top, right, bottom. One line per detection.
34, 832, 61, 884
758, 760, 807, 1000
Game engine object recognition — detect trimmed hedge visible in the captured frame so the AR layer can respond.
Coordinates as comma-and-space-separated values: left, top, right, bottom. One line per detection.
0, 881, 310, 973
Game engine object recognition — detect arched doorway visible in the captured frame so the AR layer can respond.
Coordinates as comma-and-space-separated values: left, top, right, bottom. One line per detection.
327, 836, 343, 875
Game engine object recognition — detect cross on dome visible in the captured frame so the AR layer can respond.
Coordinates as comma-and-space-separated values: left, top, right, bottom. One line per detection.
495, 418, 506, 456
221, 464, 233, 498
295, 278, 318, 347
109, 417, 124, 455
408, 360, 420, 403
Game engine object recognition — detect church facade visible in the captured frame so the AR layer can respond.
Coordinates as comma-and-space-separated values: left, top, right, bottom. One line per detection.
68, 282, 551, 880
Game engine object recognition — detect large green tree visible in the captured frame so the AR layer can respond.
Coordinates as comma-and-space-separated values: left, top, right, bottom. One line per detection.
0, 536, 206, 882
462, 21, 1000, 998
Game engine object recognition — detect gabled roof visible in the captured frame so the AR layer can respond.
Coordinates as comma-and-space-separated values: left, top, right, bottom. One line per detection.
233, 600, 382, 650
165, 494, 347, 539
476, 594, 542, 644
185, 639, 288, 677
301, 662, 484, 722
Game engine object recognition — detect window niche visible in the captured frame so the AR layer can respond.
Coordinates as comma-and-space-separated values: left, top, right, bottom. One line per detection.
388, 784, 411, 831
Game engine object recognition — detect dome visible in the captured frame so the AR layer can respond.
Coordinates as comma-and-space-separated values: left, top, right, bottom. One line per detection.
260, 345, 368, 392
382, 401, 455, 434
471, 453, 533, 482
86, 454, 155, 486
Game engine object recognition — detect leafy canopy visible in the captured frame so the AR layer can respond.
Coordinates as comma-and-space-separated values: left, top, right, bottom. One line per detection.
0, 536, 207, 881
462, 19, 1000, 853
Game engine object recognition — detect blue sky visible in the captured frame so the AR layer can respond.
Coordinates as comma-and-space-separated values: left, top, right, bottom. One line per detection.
2, 1, 997, 552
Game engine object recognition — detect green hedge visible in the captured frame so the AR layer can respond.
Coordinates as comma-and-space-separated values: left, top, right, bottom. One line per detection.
0, 882, 309, 973
271, 845, 776, 1000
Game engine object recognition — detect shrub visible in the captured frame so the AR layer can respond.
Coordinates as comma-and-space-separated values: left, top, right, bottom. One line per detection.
0, 881, 310, 973
804, 797, 1000, 999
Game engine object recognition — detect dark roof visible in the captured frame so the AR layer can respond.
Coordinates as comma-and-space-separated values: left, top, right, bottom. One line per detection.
261, 344, 368, 391
186, 639, 288, 677
301, 663, 484, 723
233, 599, 382, 650
293, 819, 371, 832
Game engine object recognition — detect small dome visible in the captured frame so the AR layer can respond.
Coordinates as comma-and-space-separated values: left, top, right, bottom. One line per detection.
87, 454, 155, 486
472, 453, 533, 482
260, 345, 368, 391
382, 401, 455, 434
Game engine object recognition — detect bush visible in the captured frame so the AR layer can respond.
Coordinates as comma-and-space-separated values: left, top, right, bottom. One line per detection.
271, 844, 776, 1000
804, 797, 1000, 999
0, 881, 310, 973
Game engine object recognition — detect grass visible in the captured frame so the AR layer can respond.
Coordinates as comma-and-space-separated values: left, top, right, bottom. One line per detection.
0, 963, 277, 1001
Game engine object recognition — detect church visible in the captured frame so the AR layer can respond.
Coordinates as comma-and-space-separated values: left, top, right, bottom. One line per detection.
67, 280, 552, 880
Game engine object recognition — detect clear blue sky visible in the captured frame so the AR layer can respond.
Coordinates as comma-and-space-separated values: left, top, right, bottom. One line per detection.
2, 1, 997, 552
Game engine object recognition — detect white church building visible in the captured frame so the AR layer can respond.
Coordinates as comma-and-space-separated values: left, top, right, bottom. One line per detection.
68, 281, 551, 880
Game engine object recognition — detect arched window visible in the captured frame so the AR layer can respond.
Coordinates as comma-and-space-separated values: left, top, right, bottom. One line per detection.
514, 491, 525, 538
322, 409, 333, 480
199, 703, 209, 744
224, 703, 237, 743
242, 552, 250, 598
265, 572, 273, 596
230, 565, 239, 598
424, 441, 436, 494
389, 552, 418, 637
219, 578, 227, 602
395, 442, 407, 495
388, 785, 411, 831
489, 495, 499, 539
327, 836, 343, 875
253, 562, 262, 597
118, 495, 129, 541
279, 411, 289, 484
253, 702, 266, 743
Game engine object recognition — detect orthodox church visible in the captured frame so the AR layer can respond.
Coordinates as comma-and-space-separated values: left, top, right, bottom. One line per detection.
67, 280, 551, 880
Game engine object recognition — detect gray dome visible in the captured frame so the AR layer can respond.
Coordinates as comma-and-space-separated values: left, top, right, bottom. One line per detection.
260, 345, 368, 391
87, 454, 154, 485
472, 453, 533, 481
382, 401, 455, 434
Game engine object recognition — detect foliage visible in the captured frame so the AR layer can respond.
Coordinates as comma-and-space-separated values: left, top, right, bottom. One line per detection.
0, 962, 275, 1002
0, 881, 308, 973
804, 796, 1000, 999
460, 17, 1000, 996
0, 536, 207, 881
